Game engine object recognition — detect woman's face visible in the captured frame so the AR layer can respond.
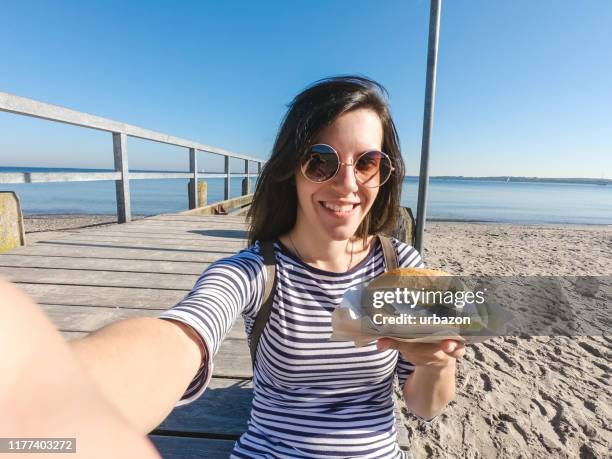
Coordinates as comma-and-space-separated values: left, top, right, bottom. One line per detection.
294, 108, 383, 242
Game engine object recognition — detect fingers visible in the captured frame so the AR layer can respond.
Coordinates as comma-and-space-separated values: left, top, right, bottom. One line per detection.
441, 339, 466, 359
376, 339, 439, 354
441, 340, 457, 353
376, 338, 466, 360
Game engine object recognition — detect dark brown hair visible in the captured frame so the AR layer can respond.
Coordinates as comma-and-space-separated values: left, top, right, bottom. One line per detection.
247, 75, 405, 247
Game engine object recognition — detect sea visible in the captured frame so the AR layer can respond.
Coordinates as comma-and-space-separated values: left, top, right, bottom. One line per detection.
1, 167, 611, 225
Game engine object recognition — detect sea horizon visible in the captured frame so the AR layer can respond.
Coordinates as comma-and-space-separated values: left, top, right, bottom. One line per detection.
1, 166, 609, 184
1, 166, 611, 225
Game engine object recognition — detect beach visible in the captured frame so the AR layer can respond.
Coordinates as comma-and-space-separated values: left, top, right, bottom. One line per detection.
406, 221, 611, 458
22, 216, 612, 458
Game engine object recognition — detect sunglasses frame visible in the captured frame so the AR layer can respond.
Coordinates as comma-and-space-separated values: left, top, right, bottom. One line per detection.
300, 143, 395, 188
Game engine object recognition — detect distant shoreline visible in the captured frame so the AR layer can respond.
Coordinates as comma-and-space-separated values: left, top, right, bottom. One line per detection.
406, 175, 612, 186
1, 167, 610, 186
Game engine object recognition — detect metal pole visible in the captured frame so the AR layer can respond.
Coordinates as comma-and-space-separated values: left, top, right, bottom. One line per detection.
415, 0, 442, 256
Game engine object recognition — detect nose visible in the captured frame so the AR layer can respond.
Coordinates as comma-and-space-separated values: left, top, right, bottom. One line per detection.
333, 160, 359, 193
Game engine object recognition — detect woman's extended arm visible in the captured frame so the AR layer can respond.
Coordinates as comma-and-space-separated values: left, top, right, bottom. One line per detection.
0, 280, 166, 457
69, 316, 205, 434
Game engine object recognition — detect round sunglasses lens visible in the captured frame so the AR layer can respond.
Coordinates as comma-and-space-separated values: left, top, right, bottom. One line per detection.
301, 145, 339, 182
355, 151, 392, 187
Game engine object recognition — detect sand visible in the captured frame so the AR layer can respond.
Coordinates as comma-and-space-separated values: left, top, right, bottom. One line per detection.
22, 216, 612, 458
401, 222, 612, 459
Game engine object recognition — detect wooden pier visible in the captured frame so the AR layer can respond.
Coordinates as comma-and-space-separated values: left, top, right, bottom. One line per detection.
0, 212, 410, 458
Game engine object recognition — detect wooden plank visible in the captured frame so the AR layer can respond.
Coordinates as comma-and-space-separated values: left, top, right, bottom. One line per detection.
147, 215, 249, 224
77, 227, 251, 240
42, 303, 247, 339
70, 225, 242, 235
149, 436, 236, 459
45, 234, 248, 249
116, 215, 243, 223
0, 266, 199, 290
7, 245, 235, 263
209, 339, 252, 379
65, 225, 249, 238
0, 254, 208, 274
18, 283, 188, 308
118, 225, 248, 234
181, 194, 253, 215
66, 230, 247, 244
0, 91, 264, 163
59, 330, 249, 346
76, 229, 249, 241
90, 224, 248, 234
37, 235, 245, 251
42, 304, 154, 332
158, 377, 252, 435
129, 172, 192, 180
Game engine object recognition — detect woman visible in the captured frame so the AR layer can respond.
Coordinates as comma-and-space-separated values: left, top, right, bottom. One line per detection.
156, 76, 465, 458
4, 76, 463, 458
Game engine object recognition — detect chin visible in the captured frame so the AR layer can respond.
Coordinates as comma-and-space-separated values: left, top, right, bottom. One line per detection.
322, 220, 363, 241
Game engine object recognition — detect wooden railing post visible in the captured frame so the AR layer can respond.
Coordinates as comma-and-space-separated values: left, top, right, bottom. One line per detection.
198, 180, 208, 207
224, 156, 230, 201
242, 160, 250, 195
112, 132, 131, 223
188, 148, 197, 209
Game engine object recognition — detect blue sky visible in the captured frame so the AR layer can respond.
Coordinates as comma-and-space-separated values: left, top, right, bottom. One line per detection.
0, 0, 610, 178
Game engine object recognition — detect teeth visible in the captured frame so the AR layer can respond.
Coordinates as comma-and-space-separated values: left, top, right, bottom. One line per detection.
323, 202, 355, 212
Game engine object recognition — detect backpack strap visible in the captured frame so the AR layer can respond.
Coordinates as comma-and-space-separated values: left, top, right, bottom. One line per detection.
249, 235, 398, 370
377, 234, 398, 271
249, 240, 277, 370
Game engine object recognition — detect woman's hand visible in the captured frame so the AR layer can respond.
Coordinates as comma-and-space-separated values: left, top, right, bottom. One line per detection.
376, 338, 465, 368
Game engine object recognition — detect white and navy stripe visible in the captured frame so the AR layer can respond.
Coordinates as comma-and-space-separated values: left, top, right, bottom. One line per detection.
158, 237, 424, 458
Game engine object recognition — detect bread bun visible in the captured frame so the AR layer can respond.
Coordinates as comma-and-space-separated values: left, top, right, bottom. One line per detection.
367, 267, 454, 292
362, 267, 464, 314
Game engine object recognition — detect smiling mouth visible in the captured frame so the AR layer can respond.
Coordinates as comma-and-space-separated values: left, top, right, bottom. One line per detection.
319, 201, 359, 215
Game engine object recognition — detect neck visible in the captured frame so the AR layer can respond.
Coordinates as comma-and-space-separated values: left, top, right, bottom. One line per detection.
284, 217, 359, 273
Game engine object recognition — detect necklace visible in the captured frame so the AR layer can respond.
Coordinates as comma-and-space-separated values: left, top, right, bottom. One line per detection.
289, 234, 354, 272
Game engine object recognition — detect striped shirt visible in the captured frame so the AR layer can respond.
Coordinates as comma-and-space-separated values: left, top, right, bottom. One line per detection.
157, 237, 424, 458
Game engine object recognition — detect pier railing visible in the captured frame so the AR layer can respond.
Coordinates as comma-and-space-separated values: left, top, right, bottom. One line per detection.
0, 91, 265, 223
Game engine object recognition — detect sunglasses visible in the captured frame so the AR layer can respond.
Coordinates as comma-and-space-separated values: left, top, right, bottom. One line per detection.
300, 144, 394, 188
